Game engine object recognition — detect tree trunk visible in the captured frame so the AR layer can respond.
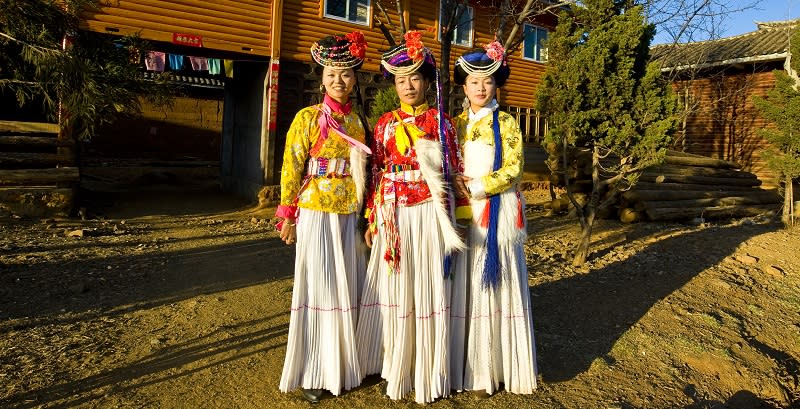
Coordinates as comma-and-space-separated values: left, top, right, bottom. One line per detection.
782, 173, 794, 226
440, 37, 452, 113
573, 145, 600, 266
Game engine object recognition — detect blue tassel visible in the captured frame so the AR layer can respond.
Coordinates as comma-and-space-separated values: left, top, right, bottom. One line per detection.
481, 109, 503, 289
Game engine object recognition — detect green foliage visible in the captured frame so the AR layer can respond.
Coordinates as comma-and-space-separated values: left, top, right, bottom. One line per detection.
0, 0, 171, 141
537, 0, 677, 186
367, 86, 399, 127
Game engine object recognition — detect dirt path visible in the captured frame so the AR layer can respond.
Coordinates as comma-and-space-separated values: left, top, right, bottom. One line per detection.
1, 190, 798, 408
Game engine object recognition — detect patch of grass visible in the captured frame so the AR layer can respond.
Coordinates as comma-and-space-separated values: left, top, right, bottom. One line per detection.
697, 312, 723, 328
747, 304, 765, 316
675, 335, 706, 354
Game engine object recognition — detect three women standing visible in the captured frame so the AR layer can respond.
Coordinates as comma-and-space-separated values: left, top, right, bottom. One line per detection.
277, 31, 538, 403
277, 32, 370, 403
452, 43, 539, 396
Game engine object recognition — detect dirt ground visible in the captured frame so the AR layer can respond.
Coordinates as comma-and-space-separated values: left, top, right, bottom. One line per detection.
1, 187, 799, 409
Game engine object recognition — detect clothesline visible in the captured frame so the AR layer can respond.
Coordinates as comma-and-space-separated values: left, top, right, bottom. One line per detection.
144, 51, 232, 77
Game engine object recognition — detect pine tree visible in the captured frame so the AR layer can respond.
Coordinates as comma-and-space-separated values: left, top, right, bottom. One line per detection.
752, 26, 800, 227
537, 0, 677, 266
0, 0, 170, 141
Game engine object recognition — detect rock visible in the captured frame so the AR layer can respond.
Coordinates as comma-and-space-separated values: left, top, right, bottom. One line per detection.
250, 217, 260, 224
734, 254, 758, 265
763, 265, 784, 277
66, 229, 85, 238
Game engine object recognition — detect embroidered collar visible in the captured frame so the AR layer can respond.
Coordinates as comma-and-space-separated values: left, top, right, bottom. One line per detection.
324, 94, 352, 115
399, 101, 429, 116
468, 98, 498, 123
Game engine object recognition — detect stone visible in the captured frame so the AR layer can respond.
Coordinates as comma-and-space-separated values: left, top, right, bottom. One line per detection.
763, 265, 784, 277
734, 254, 758, 265
66, 229, 85, 238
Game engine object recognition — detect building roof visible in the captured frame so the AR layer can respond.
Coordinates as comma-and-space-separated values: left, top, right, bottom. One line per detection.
651, 19, 798, 71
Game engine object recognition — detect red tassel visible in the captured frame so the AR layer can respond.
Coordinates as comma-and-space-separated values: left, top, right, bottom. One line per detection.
479, 201, 491, 228
516, 196, 524, 228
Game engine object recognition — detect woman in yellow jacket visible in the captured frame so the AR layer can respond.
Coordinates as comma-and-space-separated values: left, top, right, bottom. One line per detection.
277, 32, 370, 403
451, 43, 538, 397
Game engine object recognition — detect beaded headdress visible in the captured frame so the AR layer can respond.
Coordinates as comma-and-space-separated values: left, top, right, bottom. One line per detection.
380, 30, 436, 80
310, 31, 368, 70
454, 41, 510, 87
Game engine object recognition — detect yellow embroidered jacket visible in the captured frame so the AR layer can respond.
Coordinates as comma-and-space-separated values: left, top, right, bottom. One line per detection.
454, 109, 524, 197
278, 104, 366, 215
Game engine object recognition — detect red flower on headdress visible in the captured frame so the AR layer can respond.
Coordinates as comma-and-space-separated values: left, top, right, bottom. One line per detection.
484, 41, 505, 62
404, 30, 425, 62
346, 31, 367, 59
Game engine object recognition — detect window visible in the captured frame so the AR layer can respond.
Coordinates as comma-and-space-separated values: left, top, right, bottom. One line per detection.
439, 3, 473, 47
523, 24, 548, 62
324, 0, 370, 25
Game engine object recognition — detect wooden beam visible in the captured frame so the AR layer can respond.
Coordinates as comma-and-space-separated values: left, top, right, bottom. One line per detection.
0, 121, 59, 134
0, 135, 73, 147
0, 168, 80, 186
0, 152, 73, 167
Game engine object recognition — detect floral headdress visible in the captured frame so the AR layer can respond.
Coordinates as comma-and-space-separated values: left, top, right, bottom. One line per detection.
380, 30, 436, 80
453, 40, 511, 86
311, 31, 368, 69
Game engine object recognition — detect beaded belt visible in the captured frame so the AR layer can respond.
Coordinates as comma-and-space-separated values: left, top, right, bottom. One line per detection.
306, 157, 350, 177
387, 164, 416, 172
383, 169, 423, 182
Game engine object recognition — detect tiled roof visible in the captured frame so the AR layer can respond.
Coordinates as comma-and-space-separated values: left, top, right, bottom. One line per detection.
651, 19, 798, 70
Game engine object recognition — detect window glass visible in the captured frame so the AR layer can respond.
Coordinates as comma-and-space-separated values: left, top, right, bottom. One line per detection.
325, 0, 370, 25
440, 3, 473, 47
523, 24, 548, 61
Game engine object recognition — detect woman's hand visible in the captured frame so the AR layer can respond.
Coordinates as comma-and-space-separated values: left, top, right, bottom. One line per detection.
453, 174, 472, 200
364, 229, 374, 248
280, 218, 297, 245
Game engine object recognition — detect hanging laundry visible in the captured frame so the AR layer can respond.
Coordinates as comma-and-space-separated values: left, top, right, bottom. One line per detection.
168, 54, 184, 71
224, 59, 234, 78
144, 51, 165, 72
189, 56, 208, 71
208, 58, 222, 75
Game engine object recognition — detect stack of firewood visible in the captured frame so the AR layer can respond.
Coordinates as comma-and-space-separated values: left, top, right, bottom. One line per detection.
618, 151, 780, 222
544, 149, 781, 222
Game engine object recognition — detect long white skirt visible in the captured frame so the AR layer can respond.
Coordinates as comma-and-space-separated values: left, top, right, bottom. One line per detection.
279, 209, 365, 395
463, 221, 538, 394
356, 201, 452, 404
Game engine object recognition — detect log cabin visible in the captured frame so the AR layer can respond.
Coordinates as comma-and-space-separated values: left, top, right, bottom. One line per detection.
79, 0, 558, 198
651, 19, 799, 191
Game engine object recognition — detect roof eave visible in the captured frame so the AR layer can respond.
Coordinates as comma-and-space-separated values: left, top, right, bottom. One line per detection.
659, 52, 789, 72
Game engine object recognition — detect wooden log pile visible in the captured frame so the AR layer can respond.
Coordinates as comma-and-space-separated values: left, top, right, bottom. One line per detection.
619, 151, 780, 222
0, 120, 77, 218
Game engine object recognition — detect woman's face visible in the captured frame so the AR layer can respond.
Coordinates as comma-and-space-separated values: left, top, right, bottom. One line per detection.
394, 73, 429, 107
463, 75, 497, 111
322, 66, 357, 103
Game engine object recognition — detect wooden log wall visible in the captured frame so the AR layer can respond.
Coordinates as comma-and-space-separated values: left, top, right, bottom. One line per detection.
673, 67, 780, 188
81, 0, 272, 56
280, 0, 554, 108
0, 121, 77, 218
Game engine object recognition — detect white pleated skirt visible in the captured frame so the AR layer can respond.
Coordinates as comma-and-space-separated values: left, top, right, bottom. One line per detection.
356, 201, 453, 404
463, 219, 538, 395
279, 209, 365, 396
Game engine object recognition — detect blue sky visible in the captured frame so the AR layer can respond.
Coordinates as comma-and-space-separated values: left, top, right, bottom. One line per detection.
653, 0, 800, 44
724, 0, 799, 35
